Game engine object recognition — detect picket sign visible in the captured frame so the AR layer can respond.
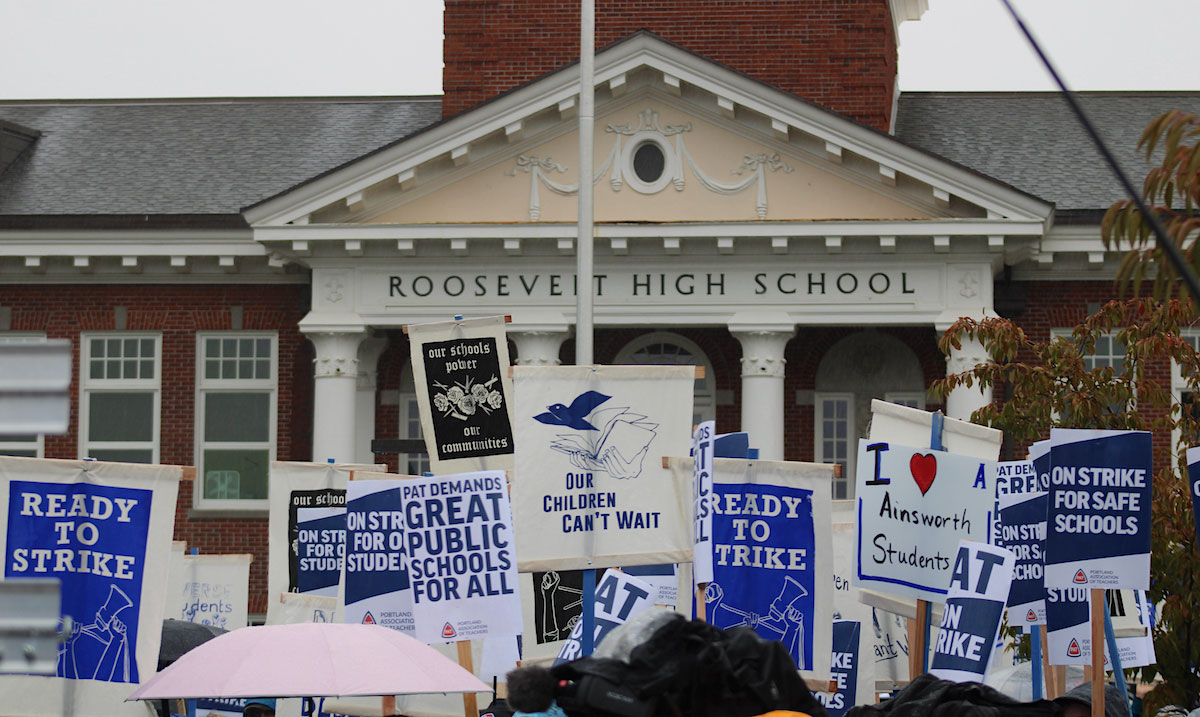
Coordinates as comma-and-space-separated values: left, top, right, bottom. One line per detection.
405, 315, 516, 477
864, 400, 1002, 682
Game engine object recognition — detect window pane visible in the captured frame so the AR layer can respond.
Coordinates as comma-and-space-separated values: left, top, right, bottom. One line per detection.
239, 338, 253, 356
0, 449, 37, 458
223, 338, 236, 356
206, 361, 220, 380
106, 361, 121, 379
105, 339, 121, 357
88, 448, 152, 464
255, 360, 270, 379
206, 338, 220, 358
89, 392, 153, 441
256, 339, 270, 357
205, 393, 270, 442
203, 449, 269, 500
123, 338, 138, 356
90, 361, 104, 380
238, 360, 253, 379
140, 360, 153, 379
91, 339, 105, 358
222, 359, 236, 377
123, 361, 138, 379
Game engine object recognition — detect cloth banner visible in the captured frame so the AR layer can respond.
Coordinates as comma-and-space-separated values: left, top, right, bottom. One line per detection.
1187, 447, 1200, 548
929, 541, 1015, 682
682, 456, 834, 681
267, 461, 379, 605
266, 592, 341, 625
853, 439, 994, 602
512, 365, 694, 571
830, 522, 890, 688
692, 420, 716, 586
172, 553, 252, 629
0, 456, 180, 716
815, 621, 872, 717
408, 315, 516, 474
997, 491, 1047, 627
553, 569, 656, 664
1045, 429, 1152, 591
342, 475, 415, 635
404, 471, 520, 642
518, 564, 686, 664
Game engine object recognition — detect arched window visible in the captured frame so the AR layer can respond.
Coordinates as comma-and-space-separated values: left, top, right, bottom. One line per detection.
613, 332, 715, 425
814, 330, 925, 500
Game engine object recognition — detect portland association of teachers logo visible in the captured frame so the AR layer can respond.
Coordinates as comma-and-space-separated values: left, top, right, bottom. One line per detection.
533, 391, 658, 480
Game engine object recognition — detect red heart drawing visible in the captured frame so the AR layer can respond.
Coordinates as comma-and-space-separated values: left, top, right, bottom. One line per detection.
909, 453, 937, 495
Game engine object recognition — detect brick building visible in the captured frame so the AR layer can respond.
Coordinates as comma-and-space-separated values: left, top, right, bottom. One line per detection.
1, 0, 1197, 617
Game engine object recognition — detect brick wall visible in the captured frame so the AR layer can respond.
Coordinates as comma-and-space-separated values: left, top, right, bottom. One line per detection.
442, 0, 899, 131
0, 283, 313, 614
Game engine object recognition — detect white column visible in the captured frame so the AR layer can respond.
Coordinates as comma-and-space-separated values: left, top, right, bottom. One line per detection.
732, 327, 795, 461
353, 337, 388, 465
305, 329, 368, 464
944, 333, 993, 421
510, 329, 569, 366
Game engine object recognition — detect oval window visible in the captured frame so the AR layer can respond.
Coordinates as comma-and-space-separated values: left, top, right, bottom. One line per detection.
632, 141, 666, 183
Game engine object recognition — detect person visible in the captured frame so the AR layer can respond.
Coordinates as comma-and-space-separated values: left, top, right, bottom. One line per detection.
243, 698, 276, 717
1054, 683, 1130, 717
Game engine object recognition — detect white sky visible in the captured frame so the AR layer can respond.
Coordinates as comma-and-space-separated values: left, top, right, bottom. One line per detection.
0, 0, 1196, 100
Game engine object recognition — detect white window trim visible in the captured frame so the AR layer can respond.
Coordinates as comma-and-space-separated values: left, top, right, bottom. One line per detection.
814, 391, 855, 500
1170, 329, 1200, 459
398, 392, 430, 477
79, 332, 161, 464
0, 332, 48, 457
193, 332, 278, 511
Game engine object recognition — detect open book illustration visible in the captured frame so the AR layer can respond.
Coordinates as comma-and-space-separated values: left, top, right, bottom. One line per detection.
537, 393, 658, 480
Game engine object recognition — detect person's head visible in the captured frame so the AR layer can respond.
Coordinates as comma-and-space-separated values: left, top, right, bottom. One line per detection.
1054, 683, 1130, 717
242, 698, 276, 717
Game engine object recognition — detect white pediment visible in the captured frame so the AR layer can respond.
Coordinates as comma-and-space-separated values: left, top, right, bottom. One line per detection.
245, 33, 1052, 230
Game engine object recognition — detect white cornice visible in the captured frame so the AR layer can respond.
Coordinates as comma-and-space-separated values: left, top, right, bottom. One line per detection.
244, 34, 1052, 229
254, 219, 1047, 244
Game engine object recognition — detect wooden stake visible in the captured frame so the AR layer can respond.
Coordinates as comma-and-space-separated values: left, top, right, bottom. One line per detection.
1091, 589, 1105, 717
695, 583, 707, 622
908, 599, 929, 678
457, 640, 477, 717
381, 695, 396, 716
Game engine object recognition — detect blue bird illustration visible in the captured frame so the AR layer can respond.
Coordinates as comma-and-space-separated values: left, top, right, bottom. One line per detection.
533, 391, 611, 430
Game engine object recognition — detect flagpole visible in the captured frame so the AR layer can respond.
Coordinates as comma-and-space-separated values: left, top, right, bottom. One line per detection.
576, 0, 595, 367
577, 0, 597, 657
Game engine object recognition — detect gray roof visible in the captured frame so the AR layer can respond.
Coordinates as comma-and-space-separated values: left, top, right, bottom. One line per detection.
0, 97, 441, 219
895, 92, 1200, 213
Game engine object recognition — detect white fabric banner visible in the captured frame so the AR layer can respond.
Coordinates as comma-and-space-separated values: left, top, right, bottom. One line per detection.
512, 365, 695, 571
266, 461, 380, 606
173, 553, 252, 629
407, 315, 516, 475
266, 592, 341, 625
830, 523, 883, 691
692, 421, 716, 586
0, 456, 180, 717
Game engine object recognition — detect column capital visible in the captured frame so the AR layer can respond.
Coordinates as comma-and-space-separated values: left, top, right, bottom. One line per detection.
731, 326, 795, 379
510, 328, 569, 366
305, 330, 368, 379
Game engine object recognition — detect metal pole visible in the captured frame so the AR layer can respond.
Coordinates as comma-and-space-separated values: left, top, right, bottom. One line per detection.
576, 0, 595, 367
578, 0, 597, 657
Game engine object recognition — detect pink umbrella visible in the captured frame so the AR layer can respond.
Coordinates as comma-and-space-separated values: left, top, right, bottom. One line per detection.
127, 623, 490, 700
